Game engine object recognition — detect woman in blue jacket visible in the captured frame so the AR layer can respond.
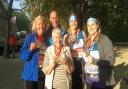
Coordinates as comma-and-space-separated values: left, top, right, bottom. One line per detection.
20, 15, 47, 89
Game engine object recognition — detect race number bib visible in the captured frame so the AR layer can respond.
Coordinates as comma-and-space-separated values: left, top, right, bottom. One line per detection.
85, 64, 99, 84
72, 39, 84, 57
85, 64, 99, 74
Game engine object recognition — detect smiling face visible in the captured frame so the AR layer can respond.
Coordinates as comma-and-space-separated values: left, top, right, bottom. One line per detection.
87, 22, 98, 35
50, 11, 59, 28
36, 19, 45, 36
32, 16, 46, 36
69, 15, 78, 30
69, 19, 78, 30
52, 28, 62, 47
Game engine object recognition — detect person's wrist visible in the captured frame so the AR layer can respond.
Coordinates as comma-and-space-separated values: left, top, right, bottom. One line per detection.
51, 62, 56, 67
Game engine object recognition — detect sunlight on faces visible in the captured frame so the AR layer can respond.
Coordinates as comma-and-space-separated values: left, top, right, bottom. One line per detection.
69, 15, 78, 30
87, 18, 98, 35
36, 19, 45, 36
52, 28, 62, 47
32, 15, 46, 36
69, 20, 78, 30
50, 11, 59, 28
87, 23, 98, 35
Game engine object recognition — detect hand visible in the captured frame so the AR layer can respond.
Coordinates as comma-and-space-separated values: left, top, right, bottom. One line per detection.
71, 50, 78, 57
62, 59, 67, 65
62, 59, 71, 66
63, 60, 72, 74
50, 55, 57, 66
30, 43, 36, 51
63, 34, 69, 45
87, 55, 93, 64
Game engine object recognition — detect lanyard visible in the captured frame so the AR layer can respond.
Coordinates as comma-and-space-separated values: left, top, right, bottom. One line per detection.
54, 45, 63, 56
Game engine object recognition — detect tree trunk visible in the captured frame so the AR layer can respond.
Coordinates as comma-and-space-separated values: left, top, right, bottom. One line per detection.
2, 0, 14, 58
4, 18, 11, 58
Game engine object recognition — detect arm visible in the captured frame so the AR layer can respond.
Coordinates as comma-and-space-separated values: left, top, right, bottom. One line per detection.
63, 47, 74, 73
20, 34, 33, 61
98, 35, 115, 67
43, 47, 56, 75
63, 34, 69, 46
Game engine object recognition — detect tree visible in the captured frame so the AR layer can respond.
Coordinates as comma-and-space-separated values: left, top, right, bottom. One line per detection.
21, 0, 128, 42
13, 12, 30, 32
0, 0, 17, 57
22, 0, 73, 28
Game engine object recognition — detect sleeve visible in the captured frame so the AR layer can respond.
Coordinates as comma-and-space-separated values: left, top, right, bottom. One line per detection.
61, 28, 68, 38
98, 35, 115, 67
82, 31, 86, 40
20, 34, 33, 61
43, 47, 50, 74
78, 31, 86, 40
66, 47, 74, 72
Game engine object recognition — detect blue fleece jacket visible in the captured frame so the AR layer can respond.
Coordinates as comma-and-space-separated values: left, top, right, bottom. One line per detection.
20, 32, 39, 81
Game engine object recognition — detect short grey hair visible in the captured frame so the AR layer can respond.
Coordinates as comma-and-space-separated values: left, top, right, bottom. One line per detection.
87, 17, 97, 24
52, 28, 62, 36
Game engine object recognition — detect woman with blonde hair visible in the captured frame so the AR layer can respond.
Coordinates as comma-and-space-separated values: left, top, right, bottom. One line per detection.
20, 15, 47, 89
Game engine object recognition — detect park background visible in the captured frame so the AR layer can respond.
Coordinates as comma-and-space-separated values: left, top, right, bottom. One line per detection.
0, 0, 128, 89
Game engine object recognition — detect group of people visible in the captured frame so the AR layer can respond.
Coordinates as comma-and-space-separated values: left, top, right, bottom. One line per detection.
20, 10, 115, 89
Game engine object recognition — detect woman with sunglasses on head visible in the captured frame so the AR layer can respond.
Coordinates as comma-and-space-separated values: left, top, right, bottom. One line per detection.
84, 17, 115, 89
64, 14, 86, 89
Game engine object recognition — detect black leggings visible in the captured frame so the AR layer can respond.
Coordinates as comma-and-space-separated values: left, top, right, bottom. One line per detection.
38, 68, 45, 89
25, 68, 45, 89
25, 81, 38, 89
72, 58, 83, 89
25, 79, 45, 89
91, 85, 113, 89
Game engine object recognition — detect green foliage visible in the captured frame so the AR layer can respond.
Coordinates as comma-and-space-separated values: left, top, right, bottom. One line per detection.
12, 12, 30, 32
22, 0, 73, 27
20, 0, 128, 42
83, 0, 128, 42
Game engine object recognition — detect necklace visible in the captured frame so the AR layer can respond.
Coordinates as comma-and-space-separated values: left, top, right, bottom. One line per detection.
54, 45, 63, 56
54, 45, 63, 65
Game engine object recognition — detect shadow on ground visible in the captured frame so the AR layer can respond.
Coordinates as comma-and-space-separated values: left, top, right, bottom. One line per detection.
0, 57, 24, 89
114, 62, 128, 89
